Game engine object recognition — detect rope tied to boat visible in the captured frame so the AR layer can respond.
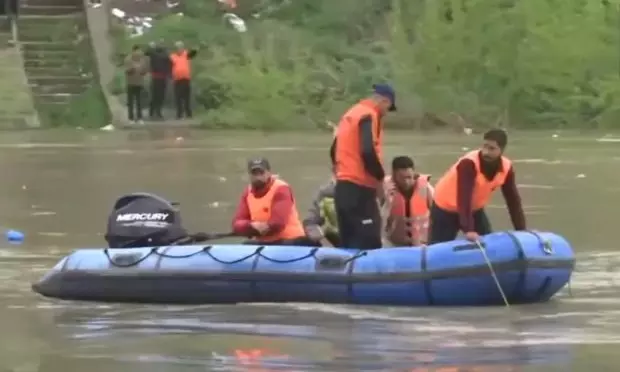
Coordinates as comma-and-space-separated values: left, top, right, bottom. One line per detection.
526, 230, 553, 255
104, 246, 368, 268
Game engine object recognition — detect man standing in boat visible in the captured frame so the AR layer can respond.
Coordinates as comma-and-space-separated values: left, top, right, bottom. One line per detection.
383, 156, 434, 246
429, 129, 527, 244
231, 158, 311, 246
330, 84, 396, 249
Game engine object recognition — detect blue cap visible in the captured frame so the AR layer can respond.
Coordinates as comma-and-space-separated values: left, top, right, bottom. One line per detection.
373, 84, 396, 111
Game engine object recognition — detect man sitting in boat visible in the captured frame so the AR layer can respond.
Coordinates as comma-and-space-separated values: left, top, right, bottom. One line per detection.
231, 158, 311, 246
303, 166, 340, 247
383, 156, 434, 246
428, 129, 527, 244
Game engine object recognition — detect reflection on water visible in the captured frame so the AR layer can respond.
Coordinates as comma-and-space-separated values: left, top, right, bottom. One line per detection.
1, 130, 620, 371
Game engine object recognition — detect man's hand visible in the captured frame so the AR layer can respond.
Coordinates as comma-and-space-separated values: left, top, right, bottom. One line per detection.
306, 225, 324, 242
250, 221, 270, 235
384, 178, 395, 197
465, 231, 480, 242
377, 178, 394, 205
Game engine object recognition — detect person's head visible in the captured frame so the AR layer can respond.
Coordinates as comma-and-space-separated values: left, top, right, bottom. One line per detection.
481, 129, 508, 163
370, 84, 397, 116
174, 41, 184, 53
131, 44, 141, 56
247, 158, 272, 189
391, 156, 416, 191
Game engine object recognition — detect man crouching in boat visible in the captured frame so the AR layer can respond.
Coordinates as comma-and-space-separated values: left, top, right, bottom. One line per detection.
428, 129, 527, 244
303, 167, 340, 247
231, 158, 312, 246
383, 156, 434, 246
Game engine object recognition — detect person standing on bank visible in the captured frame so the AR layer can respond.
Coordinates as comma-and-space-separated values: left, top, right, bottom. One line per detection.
428, 129, 527, 244
124, 45, 148, 124
170, 41, 197, 119
145, 40, 171, 120
330, 84, 396, 249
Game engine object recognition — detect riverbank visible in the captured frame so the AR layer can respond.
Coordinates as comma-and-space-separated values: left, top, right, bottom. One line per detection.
99, 0, 620, 131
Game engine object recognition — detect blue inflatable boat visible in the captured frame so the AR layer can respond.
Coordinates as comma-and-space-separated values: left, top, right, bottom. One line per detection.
32, 230, 575, 306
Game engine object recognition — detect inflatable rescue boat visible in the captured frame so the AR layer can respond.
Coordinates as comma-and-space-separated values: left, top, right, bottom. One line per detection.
31, 230, 575, 306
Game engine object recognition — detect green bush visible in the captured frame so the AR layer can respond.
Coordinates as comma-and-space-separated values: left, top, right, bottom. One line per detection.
110, 0, 620, 130
42, 85, 110, 128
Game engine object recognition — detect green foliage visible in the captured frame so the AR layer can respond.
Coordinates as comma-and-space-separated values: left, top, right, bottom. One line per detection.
111, 0, 620, 129
40, 85, 111, 128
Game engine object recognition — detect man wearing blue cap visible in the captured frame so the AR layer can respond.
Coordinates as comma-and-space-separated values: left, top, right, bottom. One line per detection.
329, 84, 396, 249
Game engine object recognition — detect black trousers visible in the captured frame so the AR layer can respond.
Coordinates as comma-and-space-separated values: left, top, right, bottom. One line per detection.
126, 85, 143, 121
334, 180, 382, 249
149, 78, 167, 118
173, 79, 192, 119
427, 203, 492, 244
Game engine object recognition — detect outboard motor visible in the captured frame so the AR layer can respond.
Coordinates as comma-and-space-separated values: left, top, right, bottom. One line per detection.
105, 192, 190, 248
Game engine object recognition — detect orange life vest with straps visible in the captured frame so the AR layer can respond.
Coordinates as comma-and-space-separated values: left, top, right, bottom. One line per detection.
385, 174, 432, 246
334, 99, 384, 188
246, 178, 305, 242
433, 150, 512, 211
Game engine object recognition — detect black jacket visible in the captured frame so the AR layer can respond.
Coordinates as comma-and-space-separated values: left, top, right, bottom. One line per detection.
145, 47, 171, 77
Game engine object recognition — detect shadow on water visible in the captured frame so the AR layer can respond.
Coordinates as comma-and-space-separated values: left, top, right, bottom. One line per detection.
2, 130, 620, 370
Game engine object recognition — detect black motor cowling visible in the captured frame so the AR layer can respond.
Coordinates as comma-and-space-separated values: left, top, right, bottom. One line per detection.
105, 192, 189, 248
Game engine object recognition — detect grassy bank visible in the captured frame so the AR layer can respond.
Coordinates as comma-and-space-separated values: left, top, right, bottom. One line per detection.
109, 0, 620, 130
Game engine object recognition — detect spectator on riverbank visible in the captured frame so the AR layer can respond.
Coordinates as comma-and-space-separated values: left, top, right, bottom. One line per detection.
170, 41, 197, 119
124, 45, 148, 124
145, 40, 171, 120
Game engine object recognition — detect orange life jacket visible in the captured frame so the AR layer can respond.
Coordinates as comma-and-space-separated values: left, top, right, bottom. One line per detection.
334, 99, 384, 188
386, 174, 431, 246
246, 178, 305, 242
433, 150, 512, 212
170, 50, 191, 80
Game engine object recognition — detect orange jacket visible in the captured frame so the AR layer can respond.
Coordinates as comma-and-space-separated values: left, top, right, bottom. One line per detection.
332, 99, 385, 188
433, 150, 512, 212
170, 50, 191, 80
245, 179, 305, 242
386, 175, 433, 246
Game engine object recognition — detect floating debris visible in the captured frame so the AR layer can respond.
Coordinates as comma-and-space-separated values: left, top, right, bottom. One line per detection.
223, 13, 247, 33
596, 137, 620, 143
36, 232, 68, 237
100, 124, 115, 131
30, 211, 56, 217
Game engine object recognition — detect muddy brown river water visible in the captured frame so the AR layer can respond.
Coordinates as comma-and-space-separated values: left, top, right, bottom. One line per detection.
0, 129, 619, 371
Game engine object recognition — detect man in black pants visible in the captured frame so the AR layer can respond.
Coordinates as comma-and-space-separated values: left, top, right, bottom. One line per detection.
170, 41, 197, 119
330, 84, 397, 249
124, 45, 147, 124
145, 40, 171, 120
